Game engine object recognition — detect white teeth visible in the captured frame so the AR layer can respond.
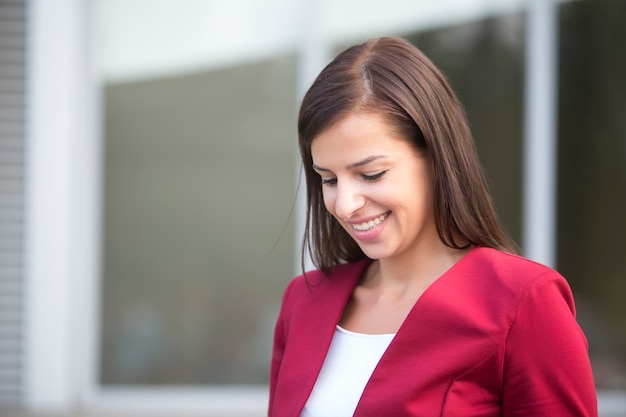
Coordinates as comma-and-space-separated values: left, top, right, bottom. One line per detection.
352, 212, 389, 231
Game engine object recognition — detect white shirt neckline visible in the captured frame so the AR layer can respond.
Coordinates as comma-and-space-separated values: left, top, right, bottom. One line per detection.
300, 325, 395, 417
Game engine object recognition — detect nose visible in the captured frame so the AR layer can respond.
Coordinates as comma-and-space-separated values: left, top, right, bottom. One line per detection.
333, 180, 365, 220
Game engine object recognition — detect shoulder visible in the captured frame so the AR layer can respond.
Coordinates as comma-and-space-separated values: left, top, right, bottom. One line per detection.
448, 247, 576, 318
465, 247, 570, 293
467, 246, 557, 277
465, 248, 574, 310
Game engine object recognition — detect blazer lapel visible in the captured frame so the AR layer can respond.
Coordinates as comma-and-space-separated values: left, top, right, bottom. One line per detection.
280, 260, 370, 416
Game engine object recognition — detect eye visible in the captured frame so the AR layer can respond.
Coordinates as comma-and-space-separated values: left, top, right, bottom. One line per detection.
321, 177, 337, 186
362, 170, 387, 182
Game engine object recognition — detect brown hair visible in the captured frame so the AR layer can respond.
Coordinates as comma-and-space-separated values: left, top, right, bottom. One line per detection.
298, 36, 517, 273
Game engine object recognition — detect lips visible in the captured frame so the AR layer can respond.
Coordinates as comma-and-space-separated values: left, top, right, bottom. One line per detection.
351, 211, 390, 231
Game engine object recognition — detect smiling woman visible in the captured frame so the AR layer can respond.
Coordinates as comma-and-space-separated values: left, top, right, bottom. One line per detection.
311, 113, 437, 267
269, 36, 598, 417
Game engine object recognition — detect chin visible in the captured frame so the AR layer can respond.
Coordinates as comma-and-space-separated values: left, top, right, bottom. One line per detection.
358, 246, 394, 261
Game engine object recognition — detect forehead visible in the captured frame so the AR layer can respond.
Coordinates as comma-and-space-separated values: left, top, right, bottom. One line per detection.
310, 113, 409, 164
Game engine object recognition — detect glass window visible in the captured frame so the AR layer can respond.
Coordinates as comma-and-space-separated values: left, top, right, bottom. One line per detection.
558, 0, 626, 391
100, 55, 297, 385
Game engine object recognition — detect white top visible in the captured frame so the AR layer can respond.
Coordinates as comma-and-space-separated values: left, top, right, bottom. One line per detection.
300, 326, 395, 417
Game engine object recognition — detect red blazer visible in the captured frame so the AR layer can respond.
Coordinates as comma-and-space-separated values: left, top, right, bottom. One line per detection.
269, 247, 597, 416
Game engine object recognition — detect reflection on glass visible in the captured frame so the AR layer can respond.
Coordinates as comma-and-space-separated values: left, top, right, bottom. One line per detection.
101, 56, 297, 384
558, 0, 626, 391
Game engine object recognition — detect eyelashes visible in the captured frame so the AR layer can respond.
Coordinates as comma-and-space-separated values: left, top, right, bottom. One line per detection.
320, 170, 388, 187
362, 171, 386, 181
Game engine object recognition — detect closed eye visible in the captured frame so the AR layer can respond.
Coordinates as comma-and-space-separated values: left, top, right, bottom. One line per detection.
321, 177, 337, 186
362, 170, 387, 182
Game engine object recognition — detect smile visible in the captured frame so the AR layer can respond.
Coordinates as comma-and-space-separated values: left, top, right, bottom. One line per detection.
352, 212, 390, 231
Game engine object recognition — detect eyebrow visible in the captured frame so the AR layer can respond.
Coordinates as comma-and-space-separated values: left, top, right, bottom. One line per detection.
312, 155, 388, 172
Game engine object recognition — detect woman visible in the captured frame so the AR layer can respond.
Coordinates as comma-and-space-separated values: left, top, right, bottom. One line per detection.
269, 37, 597, 417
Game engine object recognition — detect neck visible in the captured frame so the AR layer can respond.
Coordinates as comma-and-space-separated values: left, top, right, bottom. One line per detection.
368, 240, 470, 293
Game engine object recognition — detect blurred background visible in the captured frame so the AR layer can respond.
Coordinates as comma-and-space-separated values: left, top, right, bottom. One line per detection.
1, 0, 625, 416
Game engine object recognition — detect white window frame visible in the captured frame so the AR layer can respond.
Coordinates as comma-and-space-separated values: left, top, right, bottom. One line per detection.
25, 0, 97, 411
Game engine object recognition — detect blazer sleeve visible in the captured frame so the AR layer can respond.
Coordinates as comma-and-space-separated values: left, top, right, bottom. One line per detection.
502, 270, 598, 417
268, 279, 295, 417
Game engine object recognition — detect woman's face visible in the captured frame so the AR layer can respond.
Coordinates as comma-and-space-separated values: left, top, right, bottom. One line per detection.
311, 112, 439, 262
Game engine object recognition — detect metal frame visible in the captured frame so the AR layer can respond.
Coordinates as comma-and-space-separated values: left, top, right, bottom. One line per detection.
523, 0, 558, 267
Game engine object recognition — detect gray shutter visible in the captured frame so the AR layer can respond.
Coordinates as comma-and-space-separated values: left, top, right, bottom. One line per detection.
0, 0, 26, 407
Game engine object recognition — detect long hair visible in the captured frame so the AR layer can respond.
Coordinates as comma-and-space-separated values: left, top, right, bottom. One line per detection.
298, 36, 517, 273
